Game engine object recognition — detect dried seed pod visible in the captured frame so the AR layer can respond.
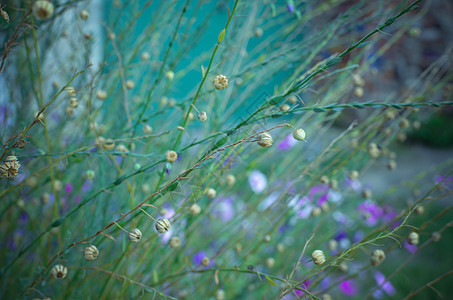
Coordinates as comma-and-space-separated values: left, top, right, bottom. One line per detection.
276, 243, 285, 253
115, 144, 128, 153
265, 257, 275, 268
102, 138, 115, 150
169, 236, 181, 248
312, 250, 326, 265
108, 32, 116, 40
338, 262, 348, 272
198, 111, 207, 122
155, 218, 171, 233
254, 27, 263, 37
263, 234, 271, 242
367, 143, 381, 158
141, 52, 150, 61
370, 249, 386, 266
352, 74, 364, 86
1, 8, 9, 23
414, 205, 424, 215
257, 132, 273, 147
184, 112, 195, 121
66, 86, 77, 97
413, 121, 421, 130
53, 180, 62, 191
328, 239, 338, 251
349, 170, 359, 180
33, 0, 54, 20
80, 10, 89, 20
51, 264, 67, 279
201, 257, 210, 266
189, 203, 201, 215
387, 160, 397, 171
385, 111, 395, 120
397, 132, 407, 142
65, 106, 75, 117
83, 245, 99, 261
399, 118, 410, 129
407, 232, 419, 245
165, 71, 175, 80
125, 80, 135, 90
69, 98, 79, 108
165, 150, 178, 162
215, 289, 226, 300
95, 90, 107, 100
225, 174, 236, 186
213, 74, 228, 90
311, 207, 321, 217
280, 104, 290, 112
206, 188, 217, 199
129, 228, 142, 242
321, 294, 332, 300
320, 175, 329, 184
431, 231, 441, 242
293, 128, 306, 141
143, 124, 153, 134
354, 86, 364, 97
361, 188, 372, 199
329, 179, 338, 190
288, 95, 298, 105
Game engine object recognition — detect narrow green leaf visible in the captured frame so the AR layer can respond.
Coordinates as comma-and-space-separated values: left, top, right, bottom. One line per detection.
265, 275, 278, 286
201, 65, 206, 78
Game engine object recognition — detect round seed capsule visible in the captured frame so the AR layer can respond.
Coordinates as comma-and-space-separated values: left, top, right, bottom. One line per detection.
96, 90, 107, 100
198, 111, 207, 122
189, 203, 201, 215
216, 289, 226, 300
51, 264, 67, 279
370, 249, 386, 266
129, 228, 142, 242
66, 86, 77, 97
206, 188, 217, 199
311, 207, 321, 217
213, 74, 228, 90
33, 0, 55, 20
69, 98, 79, 108
265, 257, 275, 268
312, 250, 326, 265
169, 236, 181, 248
354, 86, 364, 97
165, 150, 178, 163
349, 170, 359, 180
254, 27, 263, 37
155, 218, 171, 233
80, 10, 89, 20
257, 132, 273, 147
201, 257, 210, 266
320, 175, 329, 184
141, 52, 150, 61
143, 124, 153, 134
407, 232, 419, 245
125, 80, 135, 89
263, 234, 271, 242
431, 231, 441, 242
293, 128, 306, 141
387, 160, 397, 171
280, 104, 290, 112
83, 245, 99, 261
225, 174, 236, 186
165, 71, 175, 81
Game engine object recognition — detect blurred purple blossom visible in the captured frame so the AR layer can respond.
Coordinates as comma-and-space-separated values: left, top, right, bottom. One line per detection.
249, 170, 267, 193
358, 201, 384, 226
346, 178, 362, 192
277, 134, 297, 150
339, 279, 357, 296
82, 180, 92, 193
404, 240, 418, 254
213, 197, 235, 222
192, 251, 215, 267
65, 183, 74, 194
373, 271, 396, 298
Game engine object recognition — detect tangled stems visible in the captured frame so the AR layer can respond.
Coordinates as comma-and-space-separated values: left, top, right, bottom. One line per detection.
154, 0, 240, 192
19, 123, 290, 295
234, 0, 423, 131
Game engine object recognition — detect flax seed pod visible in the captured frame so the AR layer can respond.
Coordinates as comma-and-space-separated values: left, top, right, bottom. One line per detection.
51, 264, 67, 279
385, 111, 395, 120
225, 174, 236, 186
198, 111, 207, 122
206, 188, 217, 199
352, 74, 364, 86
354, 86, 364, 97
96, 90, 107, 100
33, 0, 54, 20
311, 207, 321, 217
125, 80, 135, 90
328, 239, 338, 251
103, 139, 115, 150
349, 170, 359, 180
141, 51, 150, 61
265, 257, 275, 268
257, 132, 273, 147
407, 232, 419, 245
116, 144, 128, 153
254, 27, 263, 37
201, 257, 210, 266
83, 245, 99, 261
66, 86, 77, 97
370, 249, 385, 266
0, 156, 20, 179
213, 74, 228, 90
387, 160, 397, 171
80, 10, 89, 20
312, 250, 326, 265
288, 95, 298, 105
338, 262, 348, 272
367, 143, 381, 158
165, 150, 177, 163
85, 170, 95, 180
65, 106, 75, 117
280, 104, 290, 112
69, 98, 79, 108
142, 124, 153, 134
169, 236, 181, 248
399, 118, 410, 129
129, 228, 142, 242
216, 289, 226, 300
320, 175, 329, 184
432, 231, 441, 242
263, 234, 271, 242
362, 188, 372, 199
293, 128, 306, 141
165, 71, 175, 81
189, 203, 201, 215
155, 218, 171, 233
397, 132, 407, 142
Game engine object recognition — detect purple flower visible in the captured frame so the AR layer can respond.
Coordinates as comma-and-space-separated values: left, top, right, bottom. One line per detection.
339, 279, 357, 296
192, 251, 215, 267
82, 180, 92, 193
249, 170, 267, 193
65, 183, 74, 194
213, 197, 235, 222
277, 134, 298, 150
374, 271, 396, 297
358, 201, 384, 226
404, 240, 417, 254
346, 178, 362, 192
287, 1, 295, 13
